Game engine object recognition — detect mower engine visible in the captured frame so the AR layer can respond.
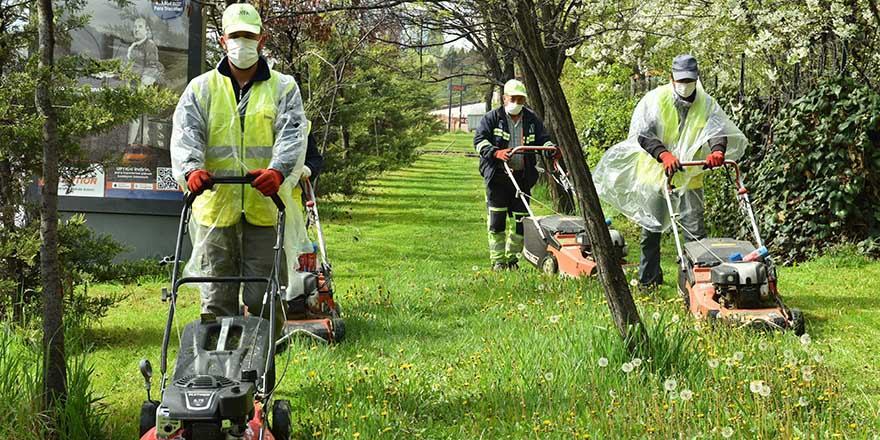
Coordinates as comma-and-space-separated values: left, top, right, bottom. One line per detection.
154, 375, 255, 439
576, 230, 628, 260
710, 261, 770, 309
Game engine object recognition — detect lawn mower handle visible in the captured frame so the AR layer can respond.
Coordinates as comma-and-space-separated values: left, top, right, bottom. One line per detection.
185, 175, 286, 211
665, 160, 745, 193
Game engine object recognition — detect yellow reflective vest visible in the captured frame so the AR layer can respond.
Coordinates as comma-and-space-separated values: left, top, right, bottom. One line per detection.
191, 70, 298, 227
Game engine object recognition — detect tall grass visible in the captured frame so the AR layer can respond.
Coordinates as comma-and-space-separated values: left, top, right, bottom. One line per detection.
0, 325, 108, 440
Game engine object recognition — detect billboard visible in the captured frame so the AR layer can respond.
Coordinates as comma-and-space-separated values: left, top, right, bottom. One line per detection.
59, 0, 190, 201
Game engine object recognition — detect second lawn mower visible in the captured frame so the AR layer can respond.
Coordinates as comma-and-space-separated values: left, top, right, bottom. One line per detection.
667, 160, 805, 335
503, 146, 629, 276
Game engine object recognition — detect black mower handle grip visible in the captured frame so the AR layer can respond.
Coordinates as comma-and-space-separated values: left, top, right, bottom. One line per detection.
509, 145, 559, 155
666, 160, 745, 193
186, 174, 286, 211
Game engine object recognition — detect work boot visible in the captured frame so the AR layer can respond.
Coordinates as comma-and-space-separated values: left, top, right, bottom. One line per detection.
492, 262, 507, 272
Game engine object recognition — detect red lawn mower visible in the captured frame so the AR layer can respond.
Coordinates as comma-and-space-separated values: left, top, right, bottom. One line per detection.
666, 160, 805, 334
503, 146, 628, 277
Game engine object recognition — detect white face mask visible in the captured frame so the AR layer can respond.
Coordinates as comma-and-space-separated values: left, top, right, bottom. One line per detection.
505, 102, 523, 115
225, 37, 260, 69
674, 81, 696, 98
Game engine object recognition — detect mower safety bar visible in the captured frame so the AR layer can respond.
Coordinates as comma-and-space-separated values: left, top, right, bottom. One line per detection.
174, 276, 272, 290
185, 175, 286, 211
665, 160, 744, 192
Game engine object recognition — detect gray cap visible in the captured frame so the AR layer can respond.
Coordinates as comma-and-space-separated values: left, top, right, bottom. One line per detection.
672, 54, 699, 80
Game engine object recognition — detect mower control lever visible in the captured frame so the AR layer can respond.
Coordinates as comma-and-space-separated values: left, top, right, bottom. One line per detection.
665, 160, 743, 192
185, 175, 286, 211
139, 359, 153, 400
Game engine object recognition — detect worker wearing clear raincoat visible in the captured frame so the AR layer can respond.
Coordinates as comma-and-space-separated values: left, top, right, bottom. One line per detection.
170, 3, 307, 330
593, 55, 747, 289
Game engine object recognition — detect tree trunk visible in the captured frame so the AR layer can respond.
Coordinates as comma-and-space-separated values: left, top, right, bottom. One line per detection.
507, 0, 643, 343
37, 0, 66, 419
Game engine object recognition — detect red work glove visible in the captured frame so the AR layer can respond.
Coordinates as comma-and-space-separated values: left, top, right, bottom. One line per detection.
186, 169, 212, 194
249, 168, 284, 196
659, 151, 683, 177
705, 150, 725, 168
494, 148, 512, 161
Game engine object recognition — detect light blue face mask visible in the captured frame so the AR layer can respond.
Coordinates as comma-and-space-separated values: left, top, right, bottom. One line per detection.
674, 81, 696, 98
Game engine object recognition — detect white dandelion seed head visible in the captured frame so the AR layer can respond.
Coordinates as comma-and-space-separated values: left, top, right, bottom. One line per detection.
758, 340, 769, 351
725, 357, 736, 367
749, 380, 764, 394
693, 322, 702, 332
544, 372, 554, 381
517, 303, 526, 311
664, 378, 678, 391
535, 298, 543, 306
631, 357, 642, 367
630, 278, 638, 287
814, 353, 824, 363
671, 314, 680, 323
798, 396, 809, 407
708, 359, 720, 369
608, 389, 617, 398
801, 365, 813, 376
800, 333, 812, 346
759, 384, 771, 397
802, 371, 814, 382
784, 349, 795, 360
679, 389, 693, 401
598, 357, 609, 367
621, 362, 634, 373
733, 351, 745, 362
472, 265, 479, 271
652, 312, 661, 321
548, 315, 560, 324
538, 284, 545, 291
721, 427, 734, 438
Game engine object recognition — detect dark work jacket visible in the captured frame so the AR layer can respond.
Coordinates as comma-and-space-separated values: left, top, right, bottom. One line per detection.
304, 132, 323, 180
473, 106, 552, 188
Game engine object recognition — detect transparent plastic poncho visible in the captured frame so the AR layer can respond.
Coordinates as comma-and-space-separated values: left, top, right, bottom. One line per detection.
593, 83, 747, 233
170, 67, 308, 286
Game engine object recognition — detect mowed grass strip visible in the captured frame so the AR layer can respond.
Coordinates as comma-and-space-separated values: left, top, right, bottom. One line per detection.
86, 134, 878, 438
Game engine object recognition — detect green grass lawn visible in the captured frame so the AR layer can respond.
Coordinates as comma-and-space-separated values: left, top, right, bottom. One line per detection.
86, 133, 879, 438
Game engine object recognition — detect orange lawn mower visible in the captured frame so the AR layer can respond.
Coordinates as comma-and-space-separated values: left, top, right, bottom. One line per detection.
666, 160, 805, 334
274, 176, 345, 345
503, 146, 629, 277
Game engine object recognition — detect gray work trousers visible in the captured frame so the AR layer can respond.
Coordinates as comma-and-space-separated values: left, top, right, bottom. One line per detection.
189, 218, 286, 333
639, 189, 707, 287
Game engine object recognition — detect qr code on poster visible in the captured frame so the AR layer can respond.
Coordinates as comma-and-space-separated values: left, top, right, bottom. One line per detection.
156, 167, 179, 191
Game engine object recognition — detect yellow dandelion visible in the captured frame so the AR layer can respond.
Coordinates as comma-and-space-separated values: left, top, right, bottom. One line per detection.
353, 433, 360, 439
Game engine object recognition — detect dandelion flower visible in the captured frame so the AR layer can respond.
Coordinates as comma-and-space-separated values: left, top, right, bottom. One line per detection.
621, 362, 634, 373
652, 312, 661, 321
814, 353, 824, 363
725, 357, 736, 367
548, 315, 561, 324
544, 372, 554, 381
598, 357, 609, 367
671, 314, 680, 323
758, 340, 769, 351
750, 380, 764, 394
517, 303, 526, 311
680, 389, 693, 401
538, 284, 546, 291
733, 351, 744, 362
800, 333, 812, 346
798, 396, 809, 407
664, 378, 678, 391
801, 366, 813, 376
759, 384, 771, 397
802, 371, 814, 382
630, 279, 638, 287
472, 265, 479, 271
721, 427, 734, 438
783, 349, 795, 360
631, 357, 642, 367
708, 359, 720, 369
608, 389, 617, 398
693, 322, 702, 332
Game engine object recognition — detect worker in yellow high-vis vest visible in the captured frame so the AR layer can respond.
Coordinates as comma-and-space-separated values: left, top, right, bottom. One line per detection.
593, 55, 748, 290
170, 3, 307, 330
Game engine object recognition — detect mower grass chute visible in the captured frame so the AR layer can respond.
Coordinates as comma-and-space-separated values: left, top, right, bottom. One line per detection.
503, 145, 628, 277
137, 176, 297, 440
666, 160, 805, 335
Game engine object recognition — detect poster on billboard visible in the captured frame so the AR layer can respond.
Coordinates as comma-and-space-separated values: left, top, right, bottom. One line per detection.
60, 0, 190, 201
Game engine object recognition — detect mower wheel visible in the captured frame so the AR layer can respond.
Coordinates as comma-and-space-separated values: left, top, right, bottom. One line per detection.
271, 399, 292, 440
139, 400, 159, 437
790, 308, 806, 336
332, 318, 346, 342
677, 269, 690, 309
540, 255, 558, 275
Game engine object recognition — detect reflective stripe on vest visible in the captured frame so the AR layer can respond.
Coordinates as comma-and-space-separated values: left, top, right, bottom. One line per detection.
192, 70, 296, 227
